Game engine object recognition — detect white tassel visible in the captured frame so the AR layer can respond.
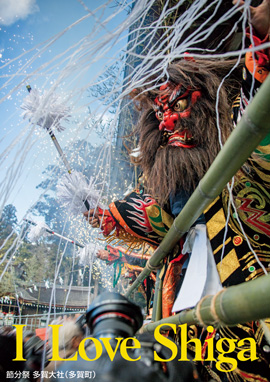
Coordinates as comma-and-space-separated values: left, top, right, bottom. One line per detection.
21, 88, 70, 132
28, 221, 50, 242
77, 243, 102, 266
123, 183, 134, 196
56, 170, 106, 214
130, 146, 141, 158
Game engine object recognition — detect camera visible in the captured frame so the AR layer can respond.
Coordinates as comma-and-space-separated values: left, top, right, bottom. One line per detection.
86, 291, 143, 338
56, 291, 201, 382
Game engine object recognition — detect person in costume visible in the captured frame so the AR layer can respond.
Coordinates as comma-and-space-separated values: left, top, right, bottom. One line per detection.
96, 245, 150, 266
97, 245, 156, 310
85, 1, 270, 380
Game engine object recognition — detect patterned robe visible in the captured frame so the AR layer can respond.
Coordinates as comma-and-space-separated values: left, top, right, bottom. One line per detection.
100, 29, 270, 381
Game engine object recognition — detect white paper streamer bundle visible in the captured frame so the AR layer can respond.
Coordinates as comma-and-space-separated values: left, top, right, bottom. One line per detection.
77, 243, 103, 266
57, 170, 107, 214
21, 88, 70, 132
28, 221, 50, 242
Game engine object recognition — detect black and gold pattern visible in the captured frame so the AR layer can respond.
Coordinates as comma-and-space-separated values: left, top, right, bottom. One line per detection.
200, 39, 270, 382
204, 160, 270, 288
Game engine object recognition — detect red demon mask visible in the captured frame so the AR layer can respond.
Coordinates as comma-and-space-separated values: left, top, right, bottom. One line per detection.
154, 82, 201, 148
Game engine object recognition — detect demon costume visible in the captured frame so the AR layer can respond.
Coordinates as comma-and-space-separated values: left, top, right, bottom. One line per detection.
90, 23, 270, 381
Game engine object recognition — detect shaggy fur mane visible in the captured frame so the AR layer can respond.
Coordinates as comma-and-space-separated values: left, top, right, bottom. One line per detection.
131, 58, 242, 206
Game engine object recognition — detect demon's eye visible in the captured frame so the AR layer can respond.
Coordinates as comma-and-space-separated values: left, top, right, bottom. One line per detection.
156, 111, 163, 120
174, 99, 188, 112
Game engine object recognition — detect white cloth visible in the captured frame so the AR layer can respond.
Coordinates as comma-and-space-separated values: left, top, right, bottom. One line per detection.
172, 224, 222, 312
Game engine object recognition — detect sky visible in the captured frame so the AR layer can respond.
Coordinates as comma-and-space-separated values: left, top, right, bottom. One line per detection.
0, 0, 130, 222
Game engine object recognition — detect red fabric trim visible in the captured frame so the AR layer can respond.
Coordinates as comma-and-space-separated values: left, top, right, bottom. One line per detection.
238, 371, 269, 382
92, 312, 134, 327
97, 208, 117, 236
101, 216, 117, 236
98, 207, 110, 216
201, 330, 216, 361
170, 253, 188, 265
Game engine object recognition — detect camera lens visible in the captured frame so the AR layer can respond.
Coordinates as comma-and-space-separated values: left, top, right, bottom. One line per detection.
86, 292, 143, 338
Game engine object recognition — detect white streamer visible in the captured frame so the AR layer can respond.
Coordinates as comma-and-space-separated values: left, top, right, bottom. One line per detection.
77, 243, 103, 266
21, 88, 71, 132
27, 221, 50, 242
56, 170, 107, 214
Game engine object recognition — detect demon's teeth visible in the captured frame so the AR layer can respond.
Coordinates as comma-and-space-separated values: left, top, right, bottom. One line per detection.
177, 136, 193, 142
165, 131, 194, 143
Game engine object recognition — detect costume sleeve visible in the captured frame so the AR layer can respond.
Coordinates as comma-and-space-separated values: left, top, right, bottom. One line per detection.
105, 245, 147, 267
100, 187, 174, 248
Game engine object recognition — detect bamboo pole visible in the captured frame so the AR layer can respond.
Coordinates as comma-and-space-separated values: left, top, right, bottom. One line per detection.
125, 73, 270, 299
141, 273, 270, 333
152, 269, 162, 321
155, 276, 163, 321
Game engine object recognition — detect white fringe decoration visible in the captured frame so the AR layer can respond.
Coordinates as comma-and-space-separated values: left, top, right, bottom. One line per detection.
77, 243, 102, 266
21, 88, 70, 132
56, 170, 107, 214
130, 147, 141, 158
123, 183, 134, 197
28, 221, 50, 242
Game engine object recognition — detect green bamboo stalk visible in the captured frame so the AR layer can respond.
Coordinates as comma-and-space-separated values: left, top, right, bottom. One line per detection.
155, 276, 163, 321
151, 269, 160, 320
141, 273, 270, 333
152, 270, 163, 322
125, 73, 270, 299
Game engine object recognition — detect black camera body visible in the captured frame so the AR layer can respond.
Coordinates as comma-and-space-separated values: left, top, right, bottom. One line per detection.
57, 292, 200, 382
86, 291, 143, 338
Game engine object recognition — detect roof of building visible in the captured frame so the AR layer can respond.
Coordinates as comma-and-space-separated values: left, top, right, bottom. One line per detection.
17, 283, 94, 308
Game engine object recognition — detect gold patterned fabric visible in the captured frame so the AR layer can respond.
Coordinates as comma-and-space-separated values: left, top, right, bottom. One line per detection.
196, 321, 270, 382
199, 37, 270, 381
204, 163, 270, 288
201, 147, 270, 382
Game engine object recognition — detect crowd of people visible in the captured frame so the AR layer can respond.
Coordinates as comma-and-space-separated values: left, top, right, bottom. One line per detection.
0, 317, 84, 382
